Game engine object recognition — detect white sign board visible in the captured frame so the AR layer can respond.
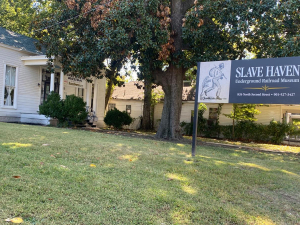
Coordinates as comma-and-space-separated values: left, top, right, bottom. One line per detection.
198, 60, 231, 103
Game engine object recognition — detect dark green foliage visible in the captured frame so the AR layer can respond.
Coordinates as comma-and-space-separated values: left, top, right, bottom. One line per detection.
267, 120, 291, 145
104, 108, 133, 129
222, 120, 299, 145
181, 108, 299, 144
180, 103, 207, 136
39, 92, 88, 127
221, 121, 270, 142
39, 92, 64, 123
33, 0, 300, 139
204, 104, 223, 138
63, 95, 88, 126
180, 121, 193, 136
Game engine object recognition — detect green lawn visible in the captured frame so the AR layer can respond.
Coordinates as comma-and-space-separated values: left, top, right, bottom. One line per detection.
0, 122, 300, 224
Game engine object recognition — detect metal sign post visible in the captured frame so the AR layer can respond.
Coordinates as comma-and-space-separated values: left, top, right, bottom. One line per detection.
192, 62, 201, 157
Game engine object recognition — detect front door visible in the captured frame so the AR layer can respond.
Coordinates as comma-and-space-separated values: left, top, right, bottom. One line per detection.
40, 69, 60, 104
43, 82, 51, 102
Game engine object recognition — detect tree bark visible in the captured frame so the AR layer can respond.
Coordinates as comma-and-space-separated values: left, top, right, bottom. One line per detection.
155, 64, 183, 139
153, 0, 186, 139
105, 79, 114, 110
142, 76, 152, 130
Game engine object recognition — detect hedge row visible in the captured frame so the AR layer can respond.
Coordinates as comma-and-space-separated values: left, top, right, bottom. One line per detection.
181, 120, 300, 144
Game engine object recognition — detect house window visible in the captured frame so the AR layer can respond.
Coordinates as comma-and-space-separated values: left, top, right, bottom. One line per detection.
108, 103, 116, 111
126, 105, 131, 115
78, 88, 84, 99
3, 65, 17, 107
208, 108, 218, 126
183, 80, 192, 87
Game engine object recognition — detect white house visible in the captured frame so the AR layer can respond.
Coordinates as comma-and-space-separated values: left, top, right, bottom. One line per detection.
0, 27, 106, 126
109, 81, 300, 130
109, 81, 145, 129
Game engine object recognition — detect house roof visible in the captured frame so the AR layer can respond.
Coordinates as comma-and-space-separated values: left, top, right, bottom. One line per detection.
111, 81, 196, 101
0, 27, 45, 55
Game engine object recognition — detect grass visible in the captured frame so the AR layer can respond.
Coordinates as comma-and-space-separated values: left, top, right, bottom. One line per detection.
0, 122, 300, 224
183, 136, 300, 154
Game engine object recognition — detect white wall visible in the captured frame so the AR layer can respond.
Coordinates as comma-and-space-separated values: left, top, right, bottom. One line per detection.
0, 46, 40, 122
0, 45, 108, 126
256, 105, 282, 124
154, 102, 298, 129
107, 99, 143, 129
108, 99, 143, 118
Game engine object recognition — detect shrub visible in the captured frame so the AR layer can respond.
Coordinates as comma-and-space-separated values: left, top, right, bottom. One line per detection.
39, 92, 65, 124
63, 95, 88, 126
39, 92, 88, 127
221, 120, 297, 144
104, 108, 133, 129
180, 121, 193, 136
234, 121, 269, 142
221, 126, 233, 139
267, 120, 291, 144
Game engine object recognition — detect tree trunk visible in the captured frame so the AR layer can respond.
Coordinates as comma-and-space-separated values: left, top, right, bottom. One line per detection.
155, 64, 183, 139
232, 119, 235, 140
105, 79, 114, 110
142, 76, 152, 130
153, 0, 188, 139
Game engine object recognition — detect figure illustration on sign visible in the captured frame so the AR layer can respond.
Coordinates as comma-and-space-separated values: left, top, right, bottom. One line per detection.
200, 63, 226, 100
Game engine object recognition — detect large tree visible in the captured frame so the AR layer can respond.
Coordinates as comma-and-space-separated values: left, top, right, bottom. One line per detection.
34, 0, 300, 139
0, 0, 55, 36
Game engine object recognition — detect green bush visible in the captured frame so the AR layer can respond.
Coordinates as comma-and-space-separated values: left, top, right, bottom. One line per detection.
39, 92, 64, 124
180, 121, 193, 136
221, 120, 298, 144
267, 120, 291, 144
181, 117, 297, 144
234, 121, 269, 142
104, 108, 133, 129
63, 95, 88, 126
221, 126, 233, 139
39, 92, 88, 127
181, 103, 208, 136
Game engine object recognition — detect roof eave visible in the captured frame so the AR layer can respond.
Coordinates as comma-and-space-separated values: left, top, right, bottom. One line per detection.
0, 42, 40, 55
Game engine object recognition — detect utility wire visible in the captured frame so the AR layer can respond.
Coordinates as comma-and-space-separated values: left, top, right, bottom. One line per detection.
33, 8, 96, 32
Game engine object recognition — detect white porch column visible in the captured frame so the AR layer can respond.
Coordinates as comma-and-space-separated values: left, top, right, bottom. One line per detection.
50, 71, 55, 92
92, 79, 98, 113
286, 113, 291, 124
86, 82, 91, 107
59, 70, 64, 99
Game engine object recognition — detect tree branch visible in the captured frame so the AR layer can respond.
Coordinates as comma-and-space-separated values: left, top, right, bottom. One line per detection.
182, 0, 195, 14
153, 67, 167, 86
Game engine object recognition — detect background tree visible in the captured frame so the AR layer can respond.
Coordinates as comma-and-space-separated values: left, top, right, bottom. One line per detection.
224, 104, 261, 139
0, 0, 54, 36
34, 0, 300, 139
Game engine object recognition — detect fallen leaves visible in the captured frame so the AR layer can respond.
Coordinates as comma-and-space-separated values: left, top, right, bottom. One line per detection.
90, 164, 96, 168
12, 176, 21, 179
5, 217, 23, 223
